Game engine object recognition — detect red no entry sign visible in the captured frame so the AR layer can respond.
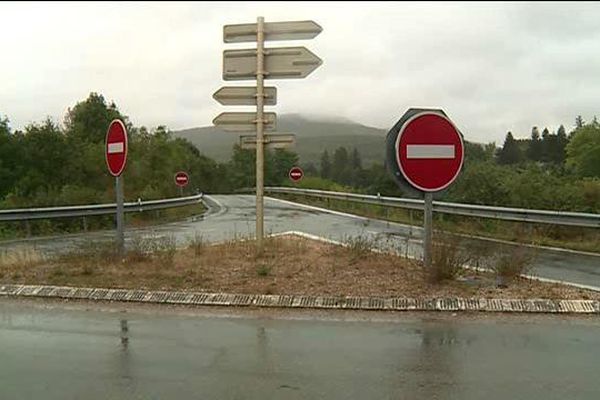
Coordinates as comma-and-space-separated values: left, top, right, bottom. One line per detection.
105, 120, 128, 177
395, 111, 464, 192
289, 166, 304, 182
175, 171, 189, 187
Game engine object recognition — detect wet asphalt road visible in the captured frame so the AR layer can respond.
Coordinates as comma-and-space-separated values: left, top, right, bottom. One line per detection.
0, 301, 599, 400
1, 194, 599, 288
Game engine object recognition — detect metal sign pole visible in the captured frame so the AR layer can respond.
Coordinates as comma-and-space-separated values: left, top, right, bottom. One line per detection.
115, 175, 125, 256
423, 192, 433, 268
255, 16, 265, 254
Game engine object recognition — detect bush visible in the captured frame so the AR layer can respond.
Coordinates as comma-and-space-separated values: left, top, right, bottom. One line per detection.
491, 245, 536, 287
189, 232, 206, 257
342, 233, 378, 261
256, 264, 271, 276
429, 235, 469, 283
126, 234, 177, 265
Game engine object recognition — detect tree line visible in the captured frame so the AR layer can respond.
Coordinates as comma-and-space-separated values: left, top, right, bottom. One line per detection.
303, 120, 600, 212
1, 92, 598, 223
0, 92, 304, 209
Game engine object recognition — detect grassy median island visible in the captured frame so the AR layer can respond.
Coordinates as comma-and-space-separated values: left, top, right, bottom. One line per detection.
0, 234, 598, 301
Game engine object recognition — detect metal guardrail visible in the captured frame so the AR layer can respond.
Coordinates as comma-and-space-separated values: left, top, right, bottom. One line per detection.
0, 194, 204, 222
264, 187, 600, 228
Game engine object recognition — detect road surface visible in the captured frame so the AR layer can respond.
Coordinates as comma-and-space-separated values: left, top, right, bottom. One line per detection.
0, 301, 598, 400
1, 194, 599, 289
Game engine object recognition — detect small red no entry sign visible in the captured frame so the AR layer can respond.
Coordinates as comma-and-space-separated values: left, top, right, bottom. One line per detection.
289, 166, 304, 182
175, 171, 189, 187
105, 120, 128, 177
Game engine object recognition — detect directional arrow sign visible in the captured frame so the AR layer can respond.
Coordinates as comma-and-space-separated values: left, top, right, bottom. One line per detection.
213, 112, 277, 132
224, 20, 322, 43
223, 47, 322, 81
213, 86, 277, 106
240, 133, 296, 149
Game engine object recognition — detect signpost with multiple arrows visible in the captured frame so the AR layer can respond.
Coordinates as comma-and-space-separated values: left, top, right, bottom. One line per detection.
213, 17, 322, 253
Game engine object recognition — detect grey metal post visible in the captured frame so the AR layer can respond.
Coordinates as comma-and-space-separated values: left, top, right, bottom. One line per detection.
116, 176, 125, 256
255, 16, 265, 254
423, 192, 433, 267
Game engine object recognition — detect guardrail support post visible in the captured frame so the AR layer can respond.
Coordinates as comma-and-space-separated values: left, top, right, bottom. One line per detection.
423, 192, 433, 268
116, 176, 125, 257
24, 220, 31, 238
82, 216, 88, 232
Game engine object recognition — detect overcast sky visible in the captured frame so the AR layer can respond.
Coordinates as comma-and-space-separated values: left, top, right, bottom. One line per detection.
1, 1, 599, 143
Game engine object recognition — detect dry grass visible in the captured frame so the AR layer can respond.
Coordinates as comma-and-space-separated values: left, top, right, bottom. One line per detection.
429, 234, 470, 283
0, 234, 597, 300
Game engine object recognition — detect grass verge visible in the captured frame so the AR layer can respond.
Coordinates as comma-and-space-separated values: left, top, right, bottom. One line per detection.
0, 234, 597, 301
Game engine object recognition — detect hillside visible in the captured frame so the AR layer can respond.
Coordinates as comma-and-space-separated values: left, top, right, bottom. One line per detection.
172, 114, 387, 167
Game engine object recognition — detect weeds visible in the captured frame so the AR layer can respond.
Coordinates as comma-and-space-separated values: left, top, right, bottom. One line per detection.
57, 239, 117, 265
342, 233, 378, 261
189, 232, 206, 257
152, 235, 177, 266
429, 235, 470, 283
126, 234, 177, 266
491, 245, 536, 287
256, 264, 271, 277
0, 246, 45, 269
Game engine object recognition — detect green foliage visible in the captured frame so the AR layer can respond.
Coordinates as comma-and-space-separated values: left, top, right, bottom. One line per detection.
227, 144, 299, 189
320, 149, 331, 179
447, 162, 511, 206
0, 93, 232, 240
64, 92, 126, 144
527, 127, 543, 162
566, 121, 600, 178
497, 131, 523, 165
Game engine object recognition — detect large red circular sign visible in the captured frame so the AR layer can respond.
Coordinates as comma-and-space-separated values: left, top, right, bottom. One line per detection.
175, 171, 189, 187
396, 112, 464, 192
289, 166, 304, 182
105, 120, 128, 177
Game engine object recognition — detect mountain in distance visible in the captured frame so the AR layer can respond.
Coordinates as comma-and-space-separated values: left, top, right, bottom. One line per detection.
172, 114, 387, 167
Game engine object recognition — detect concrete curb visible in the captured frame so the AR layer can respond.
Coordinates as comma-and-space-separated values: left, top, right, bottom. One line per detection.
1, 284, 598, 314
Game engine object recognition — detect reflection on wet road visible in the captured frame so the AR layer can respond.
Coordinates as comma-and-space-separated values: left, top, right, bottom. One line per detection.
0, 302, 599, 399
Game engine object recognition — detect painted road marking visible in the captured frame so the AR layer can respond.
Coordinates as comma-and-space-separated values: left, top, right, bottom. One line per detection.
406, 144, 455, 159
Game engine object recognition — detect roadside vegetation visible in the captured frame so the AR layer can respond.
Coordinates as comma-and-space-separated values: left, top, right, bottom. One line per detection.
1, 92, 598, 247
0, 234, 593, 301
271, 194, 600, 253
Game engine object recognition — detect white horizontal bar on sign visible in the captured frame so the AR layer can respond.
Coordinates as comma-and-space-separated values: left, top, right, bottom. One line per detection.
406, 145, 454, 159
108, 142, 125, 154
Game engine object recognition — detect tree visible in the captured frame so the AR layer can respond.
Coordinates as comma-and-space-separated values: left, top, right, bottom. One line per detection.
303, 162, 318, 177
497, 132, 522, 165
566, 122, 600, 178
64, 92, 127, 144
350, 148, 362, 170
526, 126, 543, 162
267, 149, 299, 185
332, 146, 349, 183
575, 115, 585, 129
555, 125, 568, 164
320, 150, 331, 179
